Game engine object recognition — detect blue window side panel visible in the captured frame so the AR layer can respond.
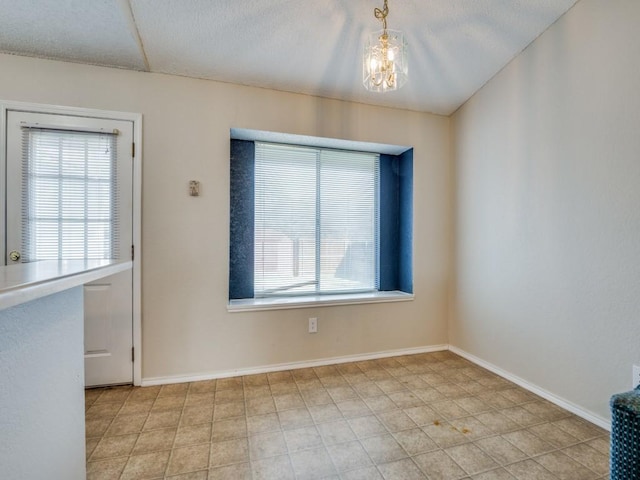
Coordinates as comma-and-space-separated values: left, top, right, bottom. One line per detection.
379, 154, 400, 291
229, 139, 255, 300
398, 149, 413, 294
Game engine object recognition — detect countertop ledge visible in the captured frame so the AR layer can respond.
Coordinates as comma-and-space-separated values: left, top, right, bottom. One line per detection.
0, 259, 132, 311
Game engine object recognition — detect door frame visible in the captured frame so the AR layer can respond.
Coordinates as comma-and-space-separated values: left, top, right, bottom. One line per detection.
1, 100, 143, 386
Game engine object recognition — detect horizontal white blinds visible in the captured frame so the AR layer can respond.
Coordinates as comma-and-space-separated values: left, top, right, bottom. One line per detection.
254, 142, 378, 296
21, 127, 119, 261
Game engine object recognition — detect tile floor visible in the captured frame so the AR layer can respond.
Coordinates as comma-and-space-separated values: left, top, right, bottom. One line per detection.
85, 351, 610, 480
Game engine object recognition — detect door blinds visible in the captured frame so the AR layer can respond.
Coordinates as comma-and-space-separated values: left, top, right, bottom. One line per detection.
20, 127, 119, 261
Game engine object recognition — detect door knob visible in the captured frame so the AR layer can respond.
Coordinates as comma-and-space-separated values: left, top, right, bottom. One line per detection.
9, 250, 20, 262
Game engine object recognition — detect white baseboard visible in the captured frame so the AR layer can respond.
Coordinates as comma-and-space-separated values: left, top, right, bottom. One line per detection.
141, 344, 449, 387
448, 345, 611, 431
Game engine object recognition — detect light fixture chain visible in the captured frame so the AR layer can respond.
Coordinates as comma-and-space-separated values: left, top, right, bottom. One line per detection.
374, 0, 389, 31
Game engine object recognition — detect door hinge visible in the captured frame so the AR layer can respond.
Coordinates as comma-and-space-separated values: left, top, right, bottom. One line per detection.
131, 347, 135, 362
131, 142, 135, 158
131, 245, 134, 261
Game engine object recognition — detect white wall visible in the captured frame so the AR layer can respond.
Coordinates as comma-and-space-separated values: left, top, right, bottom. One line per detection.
451, 0, 640, 422
0, 287, 86, 479
0, 53, 451, 381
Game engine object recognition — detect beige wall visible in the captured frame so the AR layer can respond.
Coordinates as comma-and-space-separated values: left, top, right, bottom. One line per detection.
0, 53, 451, 381
451, 0, 640, 421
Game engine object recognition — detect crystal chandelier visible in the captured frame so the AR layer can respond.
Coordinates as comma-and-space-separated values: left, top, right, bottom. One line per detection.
363, 0, 408, 92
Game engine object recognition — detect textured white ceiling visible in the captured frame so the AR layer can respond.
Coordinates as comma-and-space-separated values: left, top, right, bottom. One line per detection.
0, 0, 579, 115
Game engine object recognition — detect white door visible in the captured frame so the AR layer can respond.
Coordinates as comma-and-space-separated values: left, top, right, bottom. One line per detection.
5, 111, 134, 387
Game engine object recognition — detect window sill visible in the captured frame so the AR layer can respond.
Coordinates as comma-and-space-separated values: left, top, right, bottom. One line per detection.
228, 291, 414, 313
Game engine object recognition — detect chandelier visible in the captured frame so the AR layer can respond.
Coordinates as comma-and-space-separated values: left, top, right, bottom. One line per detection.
363, 0, 408, 92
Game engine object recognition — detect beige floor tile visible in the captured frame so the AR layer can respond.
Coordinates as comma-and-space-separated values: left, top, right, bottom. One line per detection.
337, 399, 374, 418
188, 379, 216, 394
86, 402, 123, 419
208, 462, 252, 480
168, 470, 208, 479
535, 451, 599, 480
209, 437, 249, 467
152, 394, 186, 412
249, 430, 288, 459
85, 353, 609, 480
378, 409, 418, 432
290, 446, 337, 479
216, 377, 243, 391
86, 417, 114, 438
327, 440, 373, 471
212, 401, 245, 420
86, 437, 100, 460
283, 425, 323, 452
105, 413, 148, 436
121, 450, 170, 479
422, 420, 470, 448
327, 385, 358, 402
472, 468, 517, 480
475, 412, 521, 435
247, 412, 281, 435
404, 405, 440, 426
273, 392, 305, 411
251, 454, 295, 480
128, 386, 161, 402
450, 415, 495, 440
502, 430, 555, 456
246, 396, 276, 416
132, 427, 176, 454
341, 465, 385, 480
498, 406, 542, 427
364, 394, 399, 413
143, 410, 181, 431
166, 443, 210, 476
278, 407, 314, 430
119, 399, 155, 416
528, 422, 580, 448
91, 433, 138, 460
211, 416, 247, 442
348, 414, 388, 438
308, 403, 343, 423
180, 405, 214, 426
361, 433, 408, 464
300, 387, 333, 406
446, 443, 499, 476
431, 400, 472, 420
474, 435, 527, 465
378, 458, 427, 479
270, 382, 298, 395
389, 390, 424, 409
95, 388, 132, 404
393, 427, 439, 455
214, 389, 243, 404
317, 419, 358, 445
87, 456, 128, 480
184, 393, 215, 408
413, 449, 467, 480
175, 423, 212, 448
552, 417, 607, 441
504, 459, 557, 480
454, 397, 493, 415
159, 383, 190, 398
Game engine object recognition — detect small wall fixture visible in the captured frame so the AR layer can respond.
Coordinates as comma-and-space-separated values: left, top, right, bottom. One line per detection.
189, 180, 200, 197
363, 0, 408, 93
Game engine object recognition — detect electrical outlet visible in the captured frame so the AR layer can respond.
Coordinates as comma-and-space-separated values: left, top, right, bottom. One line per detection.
633, 365, 640, 389
308, 317, 318, 334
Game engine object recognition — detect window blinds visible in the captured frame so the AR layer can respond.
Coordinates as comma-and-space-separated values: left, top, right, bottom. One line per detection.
21, 127, 119, 261
254, 142, 378, 296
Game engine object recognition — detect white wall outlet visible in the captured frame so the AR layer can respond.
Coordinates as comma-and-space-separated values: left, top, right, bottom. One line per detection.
308, 317, 318, 334
633, 365, 640, 389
